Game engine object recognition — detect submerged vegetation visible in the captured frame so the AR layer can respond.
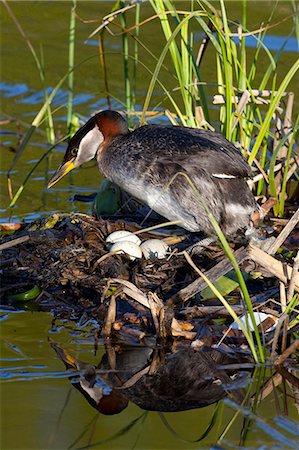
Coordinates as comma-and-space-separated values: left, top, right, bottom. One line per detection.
1, 1, 298, 439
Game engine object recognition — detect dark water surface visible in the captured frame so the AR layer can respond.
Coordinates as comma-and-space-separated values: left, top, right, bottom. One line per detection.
1, 1, 298, 449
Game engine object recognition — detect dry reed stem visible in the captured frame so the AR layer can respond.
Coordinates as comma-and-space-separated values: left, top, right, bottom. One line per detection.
105, 344, 117, 372
268, 208, 299, 255
92, 250, 123, 270
148, 351, 161, 375
122, 286, 150, 309
274, 339, 299, 366
281, 91, 294, 159
0, 235, 29, 251
232, 90, 251, 131
88, 7, 293, 40
148, 293, 162, 336
168, 246, 248, 305
248, 157, 297, 187
134, 220, 182, 235
275, 92, 294, 192
182, 305, 246, 318
102, 295, 116, 337
276, 366, 299, 389
281, 316, 289, 354
255, 372, 283, 402
280, 281, 287, 313
248, 245, 299, 292
165, 109, 180, 125
271, 314, 289, 359
116, 325, 146, 341
287, 251, 299, 303
118, 366, 150, 389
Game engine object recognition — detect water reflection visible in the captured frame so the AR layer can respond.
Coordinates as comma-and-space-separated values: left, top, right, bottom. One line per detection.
1, 312, 298, 449
51, 340, 247, 415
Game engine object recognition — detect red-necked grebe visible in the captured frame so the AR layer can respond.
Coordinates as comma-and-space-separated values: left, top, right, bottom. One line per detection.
48, 110, 257, 238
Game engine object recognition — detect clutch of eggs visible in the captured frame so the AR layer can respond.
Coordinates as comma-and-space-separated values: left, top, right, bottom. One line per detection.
106, 231, 169, 260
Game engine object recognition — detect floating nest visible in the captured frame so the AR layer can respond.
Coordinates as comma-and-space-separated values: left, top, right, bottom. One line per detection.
1, 211, 298, 359
1, 213, 215, 315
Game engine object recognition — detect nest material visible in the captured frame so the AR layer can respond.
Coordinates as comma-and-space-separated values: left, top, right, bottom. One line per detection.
1, 212, 298, 357
1, 214, 204, 318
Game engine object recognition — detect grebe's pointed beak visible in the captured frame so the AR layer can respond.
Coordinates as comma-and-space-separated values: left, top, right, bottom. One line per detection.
47, 158, 75, 189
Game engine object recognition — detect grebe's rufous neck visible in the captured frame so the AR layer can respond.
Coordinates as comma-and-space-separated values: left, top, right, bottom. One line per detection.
48, 110, 257, 238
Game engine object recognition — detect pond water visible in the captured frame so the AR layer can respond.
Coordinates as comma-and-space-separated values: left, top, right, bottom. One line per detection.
1, 1, 298, 449
1, 311, 298, 450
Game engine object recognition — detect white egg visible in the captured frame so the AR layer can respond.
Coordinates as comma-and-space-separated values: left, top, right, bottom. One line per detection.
140, 239, 169, 260
106, 230, 141, 246
110, 241, 142, 261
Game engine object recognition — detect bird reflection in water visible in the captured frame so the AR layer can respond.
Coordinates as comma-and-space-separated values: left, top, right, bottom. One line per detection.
51, 341, 247, 415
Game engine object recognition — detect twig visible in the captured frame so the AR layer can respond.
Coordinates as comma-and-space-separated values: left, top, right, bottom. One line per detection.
248, 245, 299, 292
122, 287, 150, 309
0, 235, 29, 251
280, 91, 294, 159
274, 339, 299, 366
148, 293, 163, 335
271, 314, 289, 359
134, 220, 182, 235
275, 366, 299, 390
248, 157, 297, 187
182, 305, 245, 318
86, 2, 138, 39
254, 372, 282, 402
268, 208, 299, 255
280, 281, 287, 313
168, 247, 248, 305
102, 295, 116, 337
287, 251, 299, 303
281, 315, 289, 354
193, 19, 213, 90
117, 325, 146, 340
232, 90, 251, 131
92, 251, 120, 269
117, 366, 150, 389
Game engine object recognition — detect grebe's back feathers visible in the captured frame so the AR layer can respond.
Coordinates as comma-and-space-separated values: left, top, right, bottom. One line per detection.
109, 125, 252, 180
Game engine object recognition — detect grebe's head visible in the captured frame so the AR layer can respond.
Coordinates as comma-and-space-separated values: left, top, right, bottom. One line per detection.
47, 110, 128, 188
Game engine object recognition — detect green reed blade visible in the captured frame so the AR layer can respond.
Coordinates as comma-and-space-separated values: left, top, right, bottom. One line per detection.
141, 9, 206, 125
248, 58, 299, 165
132, 1, 140, 109
67, 0, 77, 135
